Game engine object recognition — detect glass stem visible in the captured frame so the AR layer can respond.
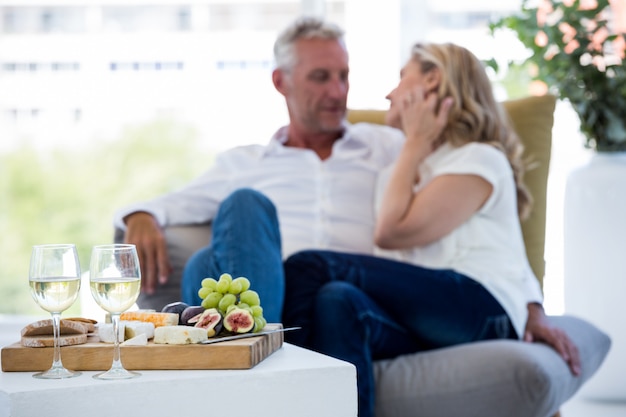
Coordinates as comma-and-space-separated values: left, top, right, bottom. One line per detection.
50, 312, 64, 370
110, 313, 123, 371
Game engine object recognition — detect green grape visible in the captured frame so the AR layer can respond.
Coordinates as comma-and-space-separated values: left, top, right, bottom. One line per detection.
218, 273, 233, 283
202, 291, 223, 309
232, 276, 251, 292
228, 280, 243, 294
216, 278, 230, 294
253, 316, 267, 332
201, 277, 218, 291
240, 290, 261, 307
198, 286, 213, 299
226, 304, 238, 314
237, 303, 252, 314
218, 293, 237, 313
201, 297, 212, 309
250, 305, 263, 318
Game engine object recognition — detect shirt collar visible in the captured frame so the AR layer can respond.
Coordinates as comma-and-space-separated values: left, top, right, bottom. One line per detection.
261, 121, 366, 158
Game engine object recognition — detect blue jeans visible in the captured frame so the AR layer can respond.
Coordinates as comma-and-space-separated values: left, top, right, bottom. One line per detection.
181, 188, 285, 323
282, 250, 517, 417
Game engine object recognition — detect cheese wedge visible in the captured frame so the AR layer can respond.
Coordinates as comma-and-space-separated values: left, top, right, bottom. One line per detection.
122, 333, 148, 346
154, 326, 208, 345
120, 311, 178, 327
124, 321, 155, 340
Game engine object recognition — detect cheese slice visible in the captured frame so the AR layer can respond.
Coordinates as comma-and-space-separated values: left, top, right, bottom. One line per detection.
154, 326, 208, 345
97, 323, 126, 343
120, 311, 178, 327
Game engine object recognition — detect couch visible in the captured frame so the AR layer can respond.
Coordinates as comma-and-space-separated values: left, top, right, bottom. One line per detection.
115, 95, 610, 417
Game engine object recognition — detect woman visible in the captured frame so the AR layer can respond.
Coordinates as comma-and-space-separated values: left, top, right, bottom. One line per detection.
281, 42, 578, 417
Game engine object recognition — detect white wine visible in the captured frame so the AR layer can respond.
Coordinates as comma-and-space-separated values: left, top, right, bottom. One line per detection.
90, 277, 140, 314
29, 277, 81, 313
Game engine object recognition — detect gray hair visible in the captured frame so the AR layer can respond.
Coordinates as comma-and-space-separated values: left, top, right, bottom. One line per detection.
273, 16, 346, 71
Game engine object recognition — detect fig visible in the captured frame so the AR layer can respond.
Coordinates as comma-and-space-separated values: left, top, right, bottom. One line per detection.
180, 305, 205, 325
193, 308, 223, 337
223, 307, 254, 334
161, 301, 189, 324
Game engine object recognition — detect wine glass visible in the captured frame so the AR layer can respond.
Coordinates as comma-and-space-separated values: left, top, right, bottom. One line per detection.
89, 244, 141, 380
28, 244, 82, 379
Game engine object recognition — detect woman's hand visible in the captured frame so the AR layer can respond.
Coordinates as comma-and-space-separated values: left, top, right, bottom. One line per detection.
524, 303, 581, 376
399, 86, 453, 156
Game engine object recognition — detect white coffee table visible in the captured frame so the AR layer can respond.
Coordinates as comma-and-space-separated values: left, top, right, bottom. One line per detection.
0, 315, 357, 417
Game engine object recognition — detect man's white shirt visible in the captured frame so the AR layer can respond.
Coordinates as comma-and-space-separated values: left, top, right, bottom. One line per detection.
114, 122, 405, 259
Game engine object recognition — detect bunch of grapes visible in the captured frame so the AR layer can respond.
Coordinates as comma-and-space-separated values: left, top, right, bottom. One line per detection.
198, 273, 266, 332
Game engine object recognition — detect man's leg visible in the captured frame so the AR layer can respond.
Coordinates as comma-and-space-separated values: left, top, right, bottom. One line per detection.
182, 188, 284, 322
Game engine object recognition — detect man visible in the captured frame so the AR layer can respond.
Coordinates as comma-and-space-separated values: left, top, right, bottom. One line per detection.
114, 16, 405, 322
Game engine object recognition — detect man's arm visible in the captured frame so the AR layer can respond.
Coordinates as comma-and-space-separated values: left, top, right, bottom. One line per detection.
123, 211, 172, 295
523, 302, 581, 376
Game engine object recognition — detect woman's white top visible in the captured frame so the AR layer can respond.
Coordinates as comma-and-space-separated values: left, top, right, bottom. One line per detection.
375, 142, 544, 339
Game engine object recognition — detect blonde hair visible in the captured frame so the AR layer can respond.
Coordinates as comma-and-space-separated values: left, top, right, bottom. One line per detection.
410, 42, 533, 220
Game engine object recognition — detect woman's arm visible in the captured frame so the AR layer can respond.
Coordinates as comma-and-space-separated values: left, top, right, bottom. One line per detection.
375, 173, 492, 249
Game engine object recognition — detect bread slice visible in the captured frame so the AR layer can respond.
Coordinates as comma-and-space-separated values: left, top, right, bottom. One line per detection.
21, 319, 88, 337
65, 317, 97, 333
21, 333, 88, 348
21, 319, 89, 348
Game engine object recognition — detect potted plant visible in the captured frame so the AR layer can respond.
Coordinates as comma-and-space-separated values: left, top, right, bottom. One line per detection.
491, 0, 626, 401
489, 0, 626, 152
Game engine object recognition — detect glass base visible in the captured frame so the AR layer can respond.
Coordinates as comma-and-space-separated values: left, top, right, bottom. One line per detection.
93, 368, 141, 380
33, 367, 81, 379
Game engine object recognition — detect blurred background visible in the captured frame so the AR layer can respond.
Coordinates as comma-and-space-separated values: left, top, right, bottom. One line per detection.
0, 0, 591, 316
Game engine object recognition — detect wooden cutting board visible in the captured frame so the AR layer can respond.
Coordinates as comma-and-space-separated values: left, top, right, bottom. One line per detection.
1, 324, 283, 372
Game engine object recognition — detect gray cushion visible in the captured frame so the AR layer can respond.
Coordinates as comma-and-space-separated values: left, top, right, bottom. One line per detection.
373, 315, 611, 417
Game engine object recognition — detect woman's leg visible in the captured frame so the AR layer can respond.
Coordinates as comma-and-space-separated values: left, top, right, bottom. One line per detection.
283, 249, 516, 350
313, 281, 421, 417
182, 188, 284, 322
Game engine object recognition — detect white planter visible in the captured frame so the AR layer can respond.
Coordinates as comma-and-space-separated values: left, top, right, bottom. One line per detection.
564, 152, 626, 400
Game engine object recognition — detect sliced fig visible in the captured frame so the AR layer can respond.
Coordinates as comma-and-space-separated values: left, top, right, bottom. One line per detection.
193, 308, 223, 337
223, 308, 254, 334
181, 306, 205, 325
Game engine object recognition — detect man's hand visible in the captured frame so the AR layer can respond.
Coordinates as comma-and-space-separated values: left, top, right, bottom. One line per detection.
524, 302, 581, 376
123, 212, 171, 295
